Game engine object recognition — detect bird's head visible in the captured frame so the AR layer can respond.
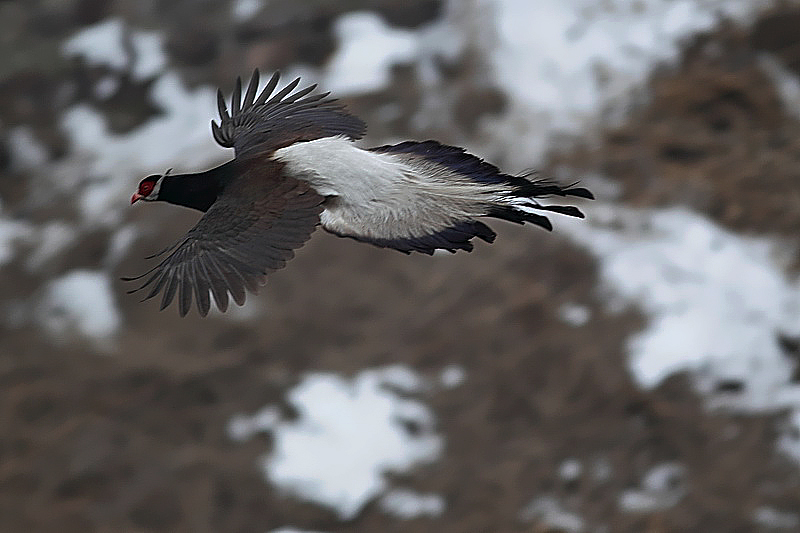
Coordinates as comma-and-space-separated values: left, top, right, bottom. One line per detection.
131, 170, 170, 204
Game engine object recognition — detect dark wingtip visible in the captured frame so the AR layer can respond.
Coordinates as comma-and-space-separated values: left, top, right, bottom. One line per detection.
216, 88, 229, 120
211, 120, 228, 147
232, 76, 243, 115
539, 205, 585, 218
568, 187, 594, 200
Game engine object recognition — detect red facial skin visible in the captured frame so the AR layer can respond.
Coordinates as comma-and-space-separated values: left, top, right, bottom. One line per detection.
131, 180, 155, 204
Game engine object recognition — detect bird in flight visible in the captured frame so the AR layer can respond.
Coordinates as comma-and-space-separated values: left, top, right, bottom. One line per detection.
124, 70, 593, 317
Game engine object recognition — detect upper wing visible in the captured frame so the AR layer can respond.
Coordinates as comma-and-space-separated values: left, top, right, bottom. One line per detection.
211, 70, 366, 159
123, 167, 324, 317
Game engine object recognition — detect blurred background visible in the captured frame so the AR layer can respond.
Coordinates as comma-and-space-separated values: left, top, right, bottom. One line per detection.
2, 0, 800, 531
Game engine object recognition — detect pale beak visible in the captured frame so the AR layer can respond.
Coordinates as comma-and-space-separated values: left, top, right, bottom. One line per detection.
131, 193, 143, 204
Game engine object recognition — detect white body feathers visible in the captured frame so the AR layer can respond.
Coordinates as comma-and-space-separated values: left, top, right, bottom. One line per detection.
273, 136, 508, 240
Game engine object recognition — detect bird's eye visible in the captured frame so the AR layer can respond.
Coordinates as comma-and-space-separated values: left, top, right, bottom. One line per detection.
139, 181, 154, 196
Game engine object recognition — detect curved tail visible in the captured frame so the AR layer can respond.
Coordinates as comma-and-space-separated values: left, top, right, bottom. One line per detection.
371, 140, 594, 233
488, 177, 594, 231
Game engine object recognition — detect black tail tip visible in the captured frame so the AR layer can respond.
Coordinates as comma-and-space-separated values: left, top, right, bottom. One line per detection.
567, 187, 594, 200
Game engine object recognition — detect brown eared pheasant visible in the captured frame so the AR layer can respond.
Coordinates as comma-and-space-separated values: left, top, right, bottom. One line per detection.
124, 70, 593, 316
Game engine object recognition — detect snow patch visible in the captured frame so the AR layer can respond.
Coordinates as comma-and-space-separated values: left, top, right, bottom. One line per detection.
483, 0, 776, 166
760, 53, 800, 121
519, 495, 585, 532
228, 406, 281, 442
26, 222, 76, 271
379, 488, 445, 519
559, 458, 583, 482
63, 18, 128, 72
208, 295, 264, 321
60, 19, 224, 226
0, 213, 34, 267
63, 17, 166, 80
325, 12, 417, 95
9, 126, 48, 171
232, 0, 264, 22
562, 205, 800, 392
130, 26, 167, 80
618, 462, 686, 513
439, 364, 466, 388
61, 72, 225, 224
562, 204, 800, 462
37, 269, 121, 342
104, 224, 137, 267
231, 366, 442, 519
559, 302, 591, 327
779, 410, 800, 464
752, 506, 800, 530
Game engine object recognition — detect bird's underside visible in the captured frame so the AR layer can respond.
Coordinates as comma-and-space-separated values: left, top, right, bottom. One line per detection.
125, 70, 593, 317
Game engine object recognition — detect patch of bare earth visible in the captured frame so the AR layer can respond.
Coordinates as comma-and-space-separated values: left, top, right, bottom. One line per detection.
2, 3, 800, 533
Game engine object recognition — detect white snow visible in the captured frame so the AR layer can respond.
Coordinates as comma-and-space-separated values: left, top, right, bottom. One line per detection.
207, 296, 265, 321
26, 222, 76, 271
478, 0, 800, 469
231, 366, 442, 519
325, 12, 418, 96
63, 18, 128, 72
130, 26, 167, 80
752, 506, 800, 530
618, 462, 686, 513
59, 19, 223, 226
559, 458, 583, 482
227, 406, 281, 442
779, 410, 800, 464
559, 303, 591, 327
760, 53, 800, 121
0, 208, 34, 267
562, 205, 800, 392
232, 0, 264, 22
37, 269, 121, 341
64, 71, 223, 179
61, 72, 225, 224
482, 0, 777, 166
439, 364, 466, 388
519, 495, 585, 532
379, 488, 445, 519
562, 204, 800, 461
63, 17, 166, 80
9, 126, 49, 171
104, 224, 137, 267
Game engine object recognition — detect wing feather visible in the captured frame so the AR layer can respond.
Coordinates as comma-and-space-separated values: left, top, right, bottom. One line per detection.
191, 259, 212, 317
231, 77, 242, 116
124, 168, 323, 316
242, 70, 259, 110
160, 271, 180, 311
211, 70, 366, 157
254, 71, 280, 106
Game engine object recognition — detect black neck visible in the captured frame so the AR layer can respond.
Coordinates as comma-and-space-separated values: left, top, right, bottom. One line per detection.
157, 160, 236, 212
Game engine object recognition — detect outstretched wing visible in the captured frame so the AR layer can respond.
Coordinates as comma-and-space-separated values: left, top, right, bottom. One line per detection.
211, 70, 366, 159
123, 166, 324, 317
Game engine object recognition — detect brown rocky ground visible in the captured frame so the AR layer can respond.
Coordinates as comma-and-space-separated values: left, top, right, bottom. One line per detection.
1, 1, 800, 532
